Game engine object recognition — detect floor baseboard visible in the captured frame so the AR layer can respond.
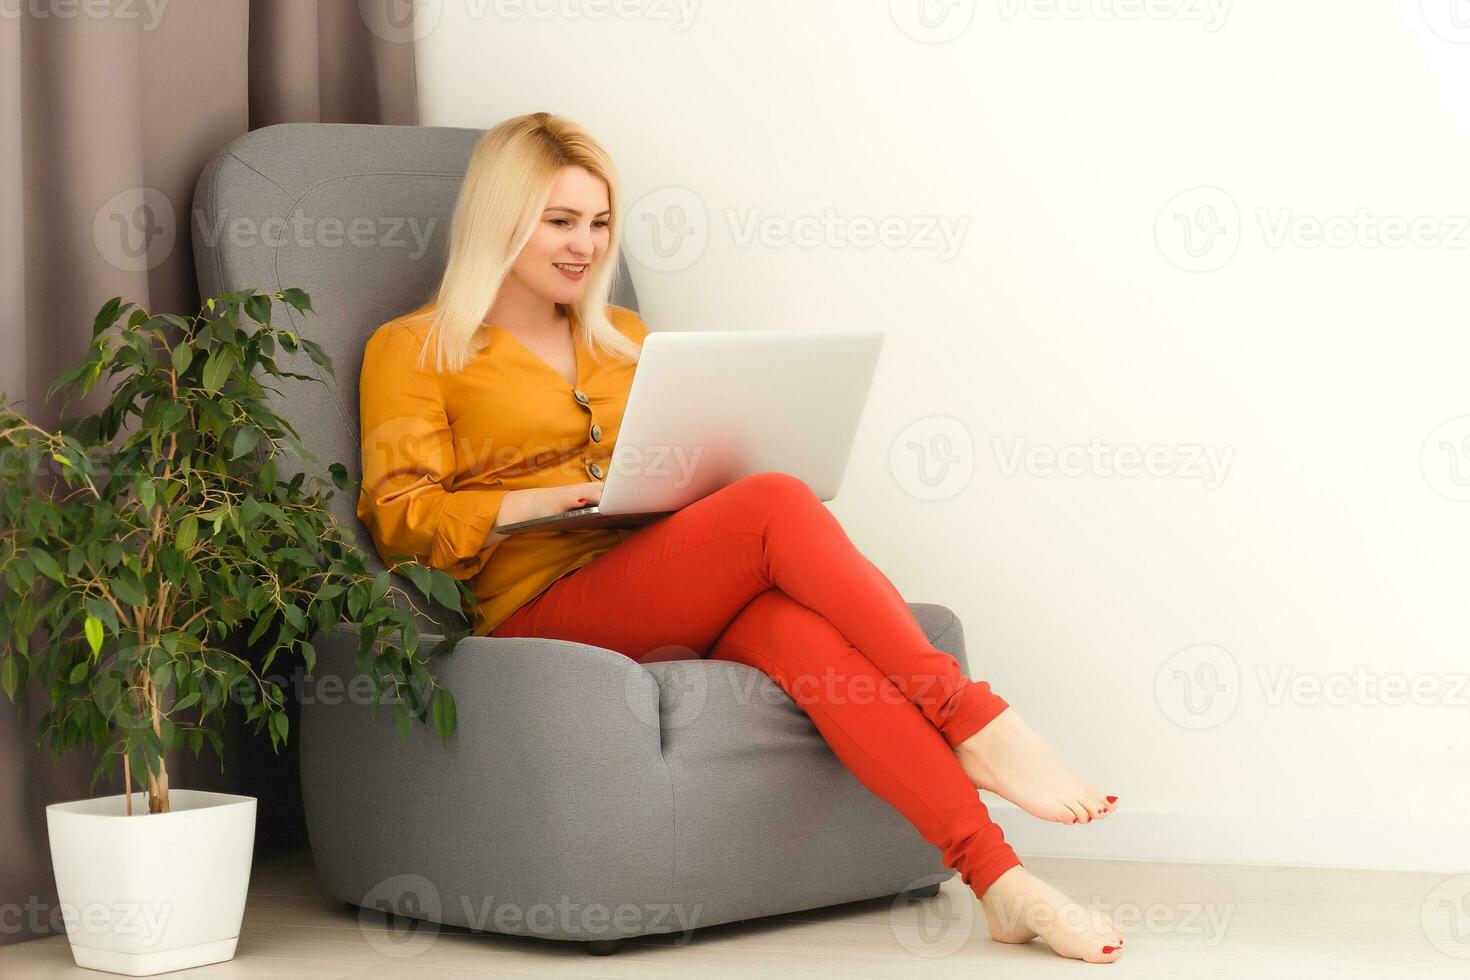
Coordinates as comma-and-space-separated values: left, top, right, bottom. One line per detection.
987, 802, 1470, 874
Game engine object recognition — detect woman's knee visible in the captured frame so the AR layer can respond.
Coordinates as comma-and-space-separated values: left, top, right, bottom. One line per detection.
717, 599, 904, 709
717, 588, 826, 655
720, 470, 822, 512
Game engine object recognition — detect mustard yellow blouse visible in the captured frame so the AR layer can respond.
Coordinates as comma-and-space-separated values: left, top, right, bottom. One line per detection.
356, 304, 650, 634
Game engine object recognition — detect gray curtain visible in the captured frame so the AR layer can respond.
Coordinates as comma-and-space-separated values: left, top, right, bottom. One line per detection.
0, 0, 418, 947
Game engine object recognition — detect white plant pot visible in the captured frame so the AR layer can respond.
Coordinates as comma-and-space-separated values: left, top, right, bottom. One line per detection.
45, 789, 256, 977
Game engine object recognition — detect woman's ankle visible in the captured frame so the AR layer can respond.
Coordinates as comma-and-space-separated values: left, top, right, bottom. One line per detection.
969, 855, 1026, 901
940, 692, 1011, 750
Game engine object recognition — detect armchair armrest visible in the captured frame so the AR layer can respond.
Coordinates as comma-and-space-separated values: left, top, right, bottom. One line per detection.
299, 627, 675, 925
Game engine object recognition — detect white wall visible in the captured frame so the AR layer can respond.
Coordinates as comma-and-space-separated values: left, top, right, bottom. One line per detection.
413, 0, 1470, 873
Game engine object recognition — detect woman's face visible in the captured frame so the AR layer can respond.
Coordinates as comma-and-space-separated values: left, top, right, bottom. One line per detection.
508, 165, 612, 307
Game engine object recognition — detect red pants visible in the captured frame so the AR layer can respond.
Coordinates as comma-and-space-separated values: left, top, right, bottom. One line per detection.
491, 471, 1023, 896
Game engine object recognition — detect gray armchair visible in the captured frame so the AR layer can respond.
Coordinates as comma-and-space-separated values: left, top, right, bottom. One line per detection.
191, 123, 966, 953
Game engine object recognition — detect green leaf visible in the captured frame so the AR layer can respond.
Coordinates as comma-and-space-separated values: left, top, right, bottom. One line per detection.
370, 570, 391, 606
1, 656, 18, 700
171, 341, 194, 376
200, 348, 235, 392
176, 515, 199, 552
85, 597, 119, 637
245, 293, 272, 326
392, 702, 411, 743
30, 550, 65, 585
430, 573, 461, 612
91, 297, 124, 337
110, 573, 148, 609
300, 339, 334, 377
84, 615, 104, 659
68, 662, 88, 684
231, 427, 260, 460
402, 563, 432, 597
431, 688, 456, 742
277, 288, 313, 314
247, 612, 274, 646
173, 691, 200, 713
328, 462, 353, 492
270, 711, 289, 743
159, 403, 189, 430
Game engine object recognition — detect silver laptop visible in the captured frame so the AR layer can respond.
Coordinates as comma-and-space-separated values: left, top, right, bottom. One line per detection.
493, 329, 885, 534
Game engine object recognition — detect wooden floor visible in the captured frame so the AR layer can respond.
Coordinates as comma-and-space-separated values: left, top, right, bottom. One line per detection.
3, 848, 1465, 978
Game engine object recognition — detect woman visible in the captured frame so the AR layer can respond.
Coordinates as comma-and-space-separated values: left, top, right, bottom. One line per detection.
357, 111, 1124, 964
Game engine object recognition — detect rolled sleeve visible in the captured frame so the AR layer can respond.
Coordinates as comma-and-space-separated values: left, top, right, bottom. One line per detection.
431, 487, 508, 580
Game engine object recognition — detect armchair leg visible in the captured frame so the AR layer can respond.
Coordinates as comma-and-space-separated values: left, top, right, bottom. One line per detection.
584, 939, 621, 955
902, 882, 941, 900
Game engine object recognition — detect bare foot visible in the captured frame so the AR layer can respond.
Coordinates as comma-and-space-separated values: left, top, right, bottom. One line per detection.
954, 707, 1116, 824
980, 866, 1124, 963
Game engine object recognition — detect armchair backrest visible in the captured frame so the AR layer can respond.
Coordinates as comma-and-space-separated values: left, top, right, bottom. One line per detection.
191, 122, 641, 584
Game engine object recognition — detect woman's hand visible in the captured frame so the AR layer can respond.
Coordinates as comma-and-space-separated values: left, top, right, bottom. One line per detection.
519, 481, 604, 521
485, 482, 605, 545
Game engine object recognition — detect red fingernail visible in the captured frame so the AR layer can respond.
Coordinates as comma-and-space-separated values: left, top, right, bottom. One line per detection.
1103, 946, 1117, 953
576, 498, 586, 504
1106, 795, 1118, 803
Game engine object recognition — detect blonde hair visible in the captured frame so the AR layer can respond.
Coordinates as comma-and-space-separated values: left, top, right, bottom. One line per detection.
408, 111, 642, 373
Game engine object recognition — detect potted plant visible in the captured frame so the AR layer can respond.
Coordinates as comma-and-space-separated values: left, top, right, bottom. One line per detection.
0, 289, 469, 976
